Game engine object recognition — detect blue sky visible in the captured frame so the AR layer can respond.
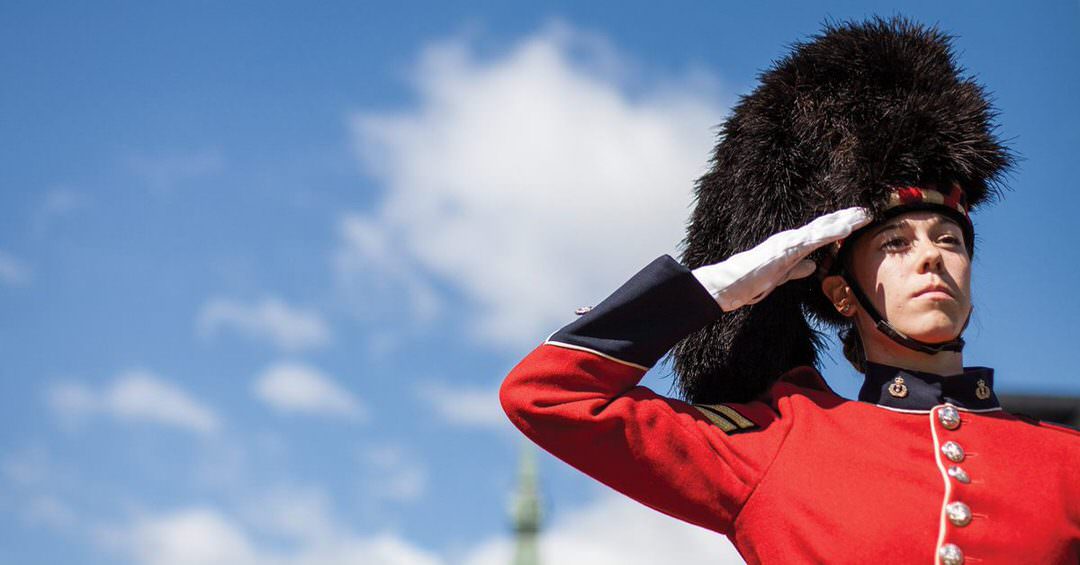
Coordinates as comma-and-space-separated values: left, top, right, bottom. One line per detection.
2, 2, 1077, 564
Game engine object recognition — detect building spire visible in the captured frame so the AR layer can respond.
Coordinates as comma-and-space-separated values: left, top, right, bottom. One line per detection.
511, 442, 542, 565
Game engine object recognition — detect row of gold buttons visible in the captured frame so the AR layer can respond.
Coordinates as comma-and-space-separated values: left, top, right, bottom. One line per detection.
936, 405, 973, 565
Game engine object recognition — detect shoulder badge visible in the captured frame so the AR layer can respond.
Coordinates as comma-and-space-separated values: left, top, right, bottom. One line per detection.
693, 403, 759, 434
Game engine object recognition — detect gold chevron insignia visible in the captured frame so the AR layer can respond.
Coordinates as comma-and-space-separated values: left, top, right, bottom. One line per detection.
693, 404, 758, 434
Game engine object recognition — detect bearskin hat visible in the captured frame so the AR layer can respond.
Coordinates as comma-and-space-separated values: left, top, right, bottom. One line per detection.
672, 16, 1014, 403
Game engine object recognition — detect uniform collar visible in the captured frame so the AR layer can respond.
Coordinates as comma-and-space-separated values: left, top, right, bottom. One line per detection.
858, 361, 999, 411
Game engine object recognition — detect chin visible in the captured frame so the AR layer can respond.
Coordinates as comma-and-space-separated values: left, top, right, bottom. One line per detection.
896, 313, 965, 344
910, 329, 962, 344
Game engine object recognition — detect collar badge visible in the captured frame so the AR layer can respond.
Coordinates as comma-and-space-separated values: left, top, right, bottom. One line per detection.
888, 376, 909, 398
975, 378, 991, 400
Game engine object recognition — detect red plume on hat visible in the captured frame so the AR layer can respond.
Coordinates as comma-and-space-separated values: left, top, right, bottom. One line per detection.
672, 16, 1014, 403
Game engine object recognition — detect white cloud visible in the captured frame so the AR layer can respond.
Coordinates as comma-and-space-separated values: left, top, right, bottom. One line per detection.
2, 445, 51, 487
360, 444, 427, 503
24, 495, 77, 530
463, 490, 744, 565
253, 362, 364, 420
124, 507, 260, 565
103, 488, 740, 565
292, 534, 444, 565
41, 187, 86, 216
197, 297, 331, 352
247, 487, 337, 545
414, 381, 507, 430
32, 187, 89, 236
190, 437, 251, 490
47, 381, 98, 424
0, 249, 31, 285
2, 446, 83, 527
110, 504, 442, 565
126, 148, 225, 195
47, 370, 221, 435
97, 479, 740, 565
345, 21, 727, 347
334, 215, 440, 325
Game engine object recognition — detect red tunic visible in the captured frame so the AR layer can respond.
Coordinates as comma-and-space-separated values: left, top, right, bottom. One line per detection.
499, 256, 1080, 564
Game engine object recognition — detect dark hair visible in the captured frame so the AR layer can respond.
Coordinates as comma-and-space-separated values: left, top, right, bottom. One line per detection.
840, 325, 867, 374
835, 228, 868, 374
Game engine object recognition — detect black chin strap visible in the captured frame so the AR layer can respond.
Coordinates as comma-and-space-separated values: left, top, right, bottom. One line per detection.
840, 270, 966, 355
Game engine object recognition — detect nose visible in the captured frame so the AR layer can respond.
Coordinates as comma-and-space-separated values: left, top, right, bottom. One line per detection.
916, 237, 945, 274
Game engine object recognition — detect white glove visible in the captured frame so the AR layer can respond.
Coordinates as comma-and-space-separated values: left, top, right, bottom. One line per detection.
692, 207, 872, 312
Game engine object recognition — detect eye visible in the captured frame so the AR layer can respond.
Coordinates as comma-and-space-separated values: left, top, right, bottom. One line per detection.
938, 234, 963, 246
881, 237, 908, 251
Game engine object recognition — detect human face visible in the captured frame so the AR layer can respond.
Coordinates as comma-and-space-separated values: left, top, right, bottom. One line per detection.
847, 210, 972, 344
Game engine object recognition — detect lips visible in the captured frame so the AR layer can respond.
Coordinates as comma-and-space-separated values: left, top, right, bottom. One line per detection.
914, 285, 954, 299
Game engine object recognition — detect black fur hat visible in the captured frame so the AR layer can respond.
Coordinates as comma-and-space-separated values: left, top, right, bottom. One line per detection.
672, 16, 1014, 403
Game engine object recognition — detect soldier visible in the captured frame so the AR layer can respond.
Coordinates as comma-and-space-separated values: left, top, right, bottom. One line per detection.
500, 16, 1080, 564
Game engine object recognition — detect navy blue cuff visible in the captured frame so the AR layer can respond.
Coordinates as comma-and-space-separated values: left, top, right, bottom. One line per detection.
548, 255, 722, 368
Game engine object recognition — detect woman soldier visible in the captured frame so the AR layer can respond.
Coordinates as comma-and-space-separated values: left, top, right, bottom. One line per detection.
499, 17, 1079, 564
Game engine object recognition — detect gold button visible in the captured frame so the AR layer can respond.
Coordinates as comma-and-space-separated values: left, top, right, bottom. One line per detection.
946, 501, 972, 527
938, 405, 961, 430
941, 441, 965, 462
888, 376, 908, 398
938, 543, 964, 565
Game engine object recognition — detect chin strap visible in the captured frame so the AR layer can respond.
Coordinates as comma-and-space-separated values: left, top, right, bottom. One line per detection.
841, 271, 966, 354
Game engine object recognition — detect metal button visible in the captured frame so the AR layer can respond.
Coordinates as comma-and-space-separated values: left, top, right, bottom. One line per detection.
574, 306, 593, 316
888, 376, 908, 398
947, 466, 970, 484
946, 501, 972, 527
938, 405, 961, 430
941, 441, 965, 462
938, 543, 964, 565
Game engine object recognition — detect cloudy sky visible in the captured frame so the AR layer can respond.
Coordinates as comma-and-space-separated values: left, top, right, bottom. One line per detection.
2, 2, 1078, 564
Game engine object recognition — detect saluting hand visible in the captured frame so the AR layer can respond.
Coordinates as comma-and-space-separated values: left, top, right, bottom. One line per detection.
692, 207, 872, 312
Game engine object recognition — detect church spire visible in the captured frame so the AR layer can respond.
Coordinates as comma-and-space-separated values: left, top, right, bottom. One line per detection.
510, 442, 542, 565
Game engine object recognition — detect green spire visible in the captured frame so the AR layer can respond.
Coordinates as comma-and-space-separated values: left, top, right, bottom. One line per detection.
510, 442, 542, 565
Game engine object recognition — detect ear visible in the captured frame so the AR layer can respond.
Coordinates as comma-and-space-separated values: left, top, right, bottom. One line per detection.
821, 275, 855, 316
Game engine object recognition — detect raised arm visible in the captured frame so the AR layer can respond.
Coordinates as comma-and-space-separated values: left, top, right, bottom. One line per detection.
499, 208, 869, 534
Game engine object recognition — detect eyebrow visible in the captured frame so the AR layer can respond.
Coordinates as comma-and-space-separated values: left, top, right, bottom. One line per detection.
870, 216, 961, 238
871, 222, 904, 238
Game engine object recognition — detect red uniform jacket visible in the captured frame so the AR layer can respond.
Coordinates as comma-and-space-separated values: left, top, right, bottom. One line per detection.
500, 256, 1080, 564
